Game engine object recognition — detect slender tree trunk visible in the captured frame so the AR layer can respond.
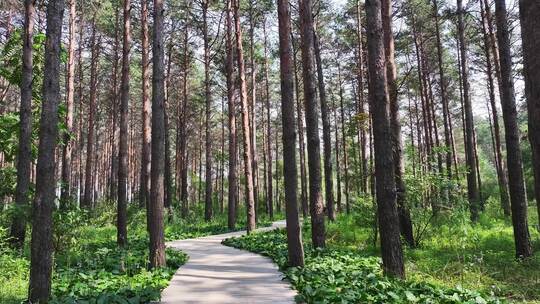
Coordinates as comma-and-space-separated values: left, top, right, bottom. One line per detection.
432, 0, 452, 180
60, 0, 76, 207
278, 0, 305, 267
519, 0, 540, 230
10, 0, 35, 247
28, 0, 64, 300
382, 0, 414, 247
233, 0, 256, 232
180, 20, 190, 218
494, 0, 533, 258
365, 0, 405, 279
480, 0, 511, 215
248, 1, 259, 215
333, 92, 342, 212
148, 0, 166, 269
202, 0, 213, 221
140, 0, 151, 208
337, 64, 350, 214
314, 29, 335, 221
263, 19, 274, 219
457, 0, 480, 221
83, 20, 100, 209
299, 0, 325, 248
225, 0, 237, 229
292, 37, 308, 218
109, 5, 120, 201
356, 1, 368, 194
117, 0, 131, 248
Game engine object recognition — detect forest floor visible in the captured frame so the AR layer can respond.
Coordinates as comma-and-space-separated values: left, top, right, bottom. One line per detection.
0, 205, 275, 304
224, 203, 540, 303
160, 220, 296, 303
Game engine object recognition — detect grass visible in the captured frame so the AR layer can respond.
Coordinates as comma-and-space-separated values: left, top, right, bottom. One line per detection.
223, 201, 540, 303
0, 202, 278, 303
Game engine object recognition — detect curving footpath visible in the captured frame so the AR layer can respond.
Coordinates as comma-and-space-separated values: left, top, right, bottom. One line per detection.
159, 220, 297, 304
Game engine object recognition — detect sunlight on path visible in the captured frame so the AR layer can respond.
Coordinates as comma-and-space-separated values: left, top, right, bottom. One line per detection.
159, 220, 296, 304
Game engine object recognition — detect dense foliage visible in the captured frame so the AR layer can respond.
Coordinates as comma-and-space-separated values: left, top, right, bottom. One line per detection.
0, 207, 187, 304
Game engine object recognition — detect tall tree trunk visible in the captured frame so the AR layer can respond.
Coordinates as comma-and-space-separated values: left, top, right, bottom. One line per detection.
519, 0, 540, 230
382, 0, 414, 248
457, 0, 480, 221
225, 0, 237, 229
202, 0, 213, 221
148, 0, 166, 269
117, 0, 131, 248
140, 0, 151, 208
432, 0, 453, 180
10, 0, 35, 247
60, 0, 76, 207
109, 4, 120, 201
263, 19, 273, 219
333, 91, 342, 212
292, 36, 308, 218
180, 20, 190, 218
365, 0, 405, 279
495, 0, 533, 258
299, 0, 325, 248
28, 0, 64, 301
480, 0, 511, 216
314, 29, 335, 221
355, 1, 368, 194
233, 0, 256, 232
278, 0, 305, 267
248, 1, 259, 215
337, 64, 350, 214
83, 19, 100, 209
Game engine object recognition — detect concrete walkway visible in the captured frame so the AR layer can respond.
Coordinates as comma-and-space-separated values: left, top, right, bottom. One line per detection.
160, 220, 297, 304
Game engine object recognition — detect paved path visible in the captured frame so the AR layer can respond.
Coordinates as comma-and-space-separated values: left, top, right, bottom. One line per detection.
160, 220, 297, 304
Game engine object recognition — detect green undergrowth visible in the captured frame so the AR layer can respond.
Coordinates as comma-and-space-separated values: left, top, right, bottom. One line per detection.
224, 229, 505, 303
1, 207, 187, 304
0, 202, 282, 304
324, 204, 540, 303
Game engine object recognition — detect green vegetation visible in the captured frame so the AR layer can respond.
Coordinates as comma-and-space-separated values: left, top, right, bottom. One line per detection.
0, 205, 278, 304
224, 203, 540, 303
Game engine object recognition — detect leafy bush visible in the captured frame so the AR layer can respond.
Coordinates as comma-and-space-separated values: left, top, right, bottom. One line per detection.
223, 229, 504, 304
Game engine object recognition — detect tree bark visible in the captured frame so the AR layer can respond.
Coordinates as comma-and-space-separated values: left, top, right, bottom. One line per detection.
140, 0, 151, 208
225, 0, 237, 229
10, 0, 35, 247
149, 0, 166, 269
432, 0, 452, 180
28, 0, 65, 301
314, 29, 335, 221
299, 0, 325, 248
355, 1, 368, 195
457, 0, 480, 221
382, 0, 414, 247
60, 0, 76, 207
263, 19, 273, 219
82, 19, 100, 209
117, 0, 131, 248
519, 0, 540, 230
337, 64, 350, 214
233, 0, 256, 233
109, 4, 120, 201
365, 0, 405, 278
202, 0, 213, 221
480, 0, 511, 216
495, 0, 532, 258
278, 0, 305, 267
292, 36, 308, 218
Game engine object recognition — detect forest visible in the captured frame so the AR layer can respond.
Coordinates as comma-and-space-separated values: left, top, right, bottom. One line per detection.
0, 0, 539, 303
